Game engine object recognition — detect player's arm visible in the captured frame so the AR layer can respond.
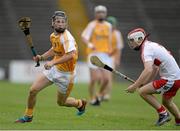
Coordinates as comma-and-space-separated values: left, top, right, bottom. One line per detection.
44, 49, 76, 70
134, 61, 156, 87
125, 61, 155, 93
52, 50, 76, 65
135, 45, 157, 86
81, 23, 95, 49
108, 24, 113, 56
115, 50, 121, 67
110, 47, 121, 66
34, 47, 54, 62
81, 37, 93, 48
149, 65, 159, 82
44, 33, 77, 70
126, 45, 156, 93
41, 47, 54, 60
115, 31, 124, 67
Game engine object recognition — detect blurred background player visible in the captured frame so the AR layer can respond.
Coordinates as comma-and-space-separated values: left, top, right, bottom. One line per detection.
15, 11, 86, 123
81, 5, 113, 105
126, 28, 180, 126
102, 16, 124, 101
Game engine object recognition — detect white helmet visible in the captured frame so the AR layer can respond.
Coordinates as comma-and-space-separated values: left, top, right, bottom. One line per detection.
94, 5, 107, 13
127, 28, 147, 50
127, 28, 146, 43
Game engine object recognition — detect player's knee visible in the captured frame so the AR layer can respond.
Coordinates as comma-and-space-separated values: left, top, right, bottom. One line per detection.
104, 77, 109, 83
90, 77, 97, 85
57, 99, 65, 106
90, 80, 95, 86
138, 88, 146, 97
91, 78, 95, 83
29, 88, 39, 96
102, 76, 109, 85
102, 80, 108, 86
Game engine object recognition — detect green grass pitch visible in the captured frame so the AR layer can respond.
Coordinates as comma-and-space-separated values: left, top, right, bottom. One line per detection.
0, 81, 180, 130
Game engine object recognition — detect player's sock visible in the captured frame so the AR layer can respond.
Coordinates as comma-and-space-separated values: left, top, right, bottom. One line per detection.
24, 108, 33, 117
155, 106, 171, 126
157, 105, 167, 115
175, 118, 180, 126
76, 99, 83, 108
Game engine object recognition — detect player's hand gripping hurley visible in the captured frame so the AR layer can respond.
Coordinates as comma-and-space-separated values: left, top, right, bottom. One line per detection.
18, 17, 40, 67
90, 56, 135, 83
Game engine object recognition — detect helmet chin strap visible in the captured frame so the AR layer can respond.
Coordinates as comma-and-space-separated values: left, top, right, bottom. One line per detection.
133, 45, 141, 51
133, 33, 150, 51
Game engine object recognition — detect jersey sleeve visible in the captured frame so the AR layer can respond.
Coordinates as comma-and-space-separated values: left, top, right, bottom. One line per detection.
81, 21, 95, 41
115, 31, 124, 50
142, 45, 154, 62
50, 33, 54, 44
61, 31, 77, 53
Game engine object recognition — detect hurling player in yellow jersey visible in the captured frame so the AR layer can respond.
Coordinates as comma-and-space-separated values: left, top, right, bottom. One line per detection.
82, 5, 113, 105
15, 11, 87, 123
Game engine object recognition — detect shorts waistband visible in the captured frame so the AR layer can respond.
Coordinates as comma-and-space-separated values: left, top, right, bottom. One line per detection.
54, 66, 75, 75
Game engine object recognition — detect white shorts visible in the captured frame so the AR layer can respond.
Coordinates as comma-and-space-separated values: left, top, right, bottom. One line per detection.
87, 52, 113, 69
43, 66, 75, 94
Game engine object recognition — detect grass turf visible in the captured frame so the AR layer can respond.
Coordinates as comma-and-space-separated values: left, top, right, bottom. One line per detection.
0, 81, 180, 130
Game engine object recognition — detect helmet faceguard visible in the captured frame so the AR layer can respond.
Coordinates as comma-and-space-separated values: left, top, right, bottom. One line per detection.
51, 11, 67, 33
127, 28, 148, 50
